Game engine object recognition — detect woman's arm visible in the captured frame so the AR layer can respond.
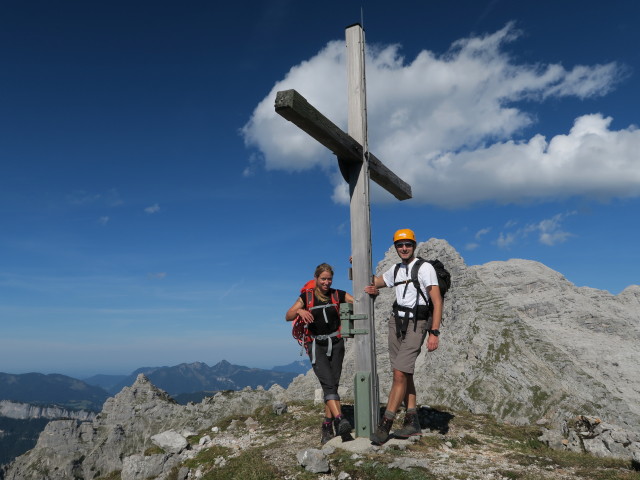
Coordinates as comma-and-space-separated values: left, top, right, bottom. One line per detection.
285, 297, 313, 323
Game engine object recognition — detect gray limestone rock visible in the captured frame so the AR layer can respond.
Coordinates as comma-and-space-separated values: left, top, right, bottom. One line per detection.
388, 457, 431, 471
272, 402, 288, 415
150, 430, 188, 454
540, 415, 640, 461
538, 428, 567, 450
296, 448, 330, 473
121, 453, 175, 480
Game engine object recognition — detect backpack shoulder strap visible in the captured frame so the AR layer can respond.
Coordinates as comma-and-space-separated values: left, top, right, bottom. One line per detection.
304, 288, 315, 309
411, 257, 426, 282
330, 289, 340, 314
411, 257, 429, 305
330, 289, 340, 305
393, 263, 401, 283
305, 288, 340, 312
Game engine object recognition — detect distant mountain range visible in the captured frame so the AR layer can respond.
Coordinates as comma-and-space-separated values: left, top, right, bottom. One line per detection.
82, 359, 310, 396
0, 372, 109, 412
1, 360, 310, 407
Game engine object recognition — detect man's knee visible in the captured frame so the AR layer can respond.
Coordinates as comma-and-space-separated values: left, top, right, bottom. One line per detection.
392, 369, 411, 384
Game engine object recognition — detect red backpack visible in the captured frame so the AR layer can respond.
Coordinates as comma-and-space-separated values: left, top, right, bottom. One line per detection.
292, 280, 341, 352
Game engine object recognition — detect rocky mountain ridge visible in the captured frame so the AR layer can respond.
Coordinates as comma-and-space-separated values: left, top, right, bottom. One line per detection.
2, 374, 277, 479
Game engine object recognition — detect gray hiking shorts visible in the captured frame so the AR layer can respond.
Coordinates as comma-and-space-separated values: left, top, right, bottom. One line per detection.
387, 315, 431, 375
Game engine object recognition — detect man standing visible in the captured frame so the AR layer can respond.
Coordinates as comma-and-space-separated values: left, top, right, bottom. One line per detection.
364, 228, 443, 445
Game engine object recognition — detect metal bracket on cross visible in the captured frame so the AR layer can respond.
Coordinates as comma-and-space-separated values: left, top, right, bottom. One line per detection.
340, 303, 368, 337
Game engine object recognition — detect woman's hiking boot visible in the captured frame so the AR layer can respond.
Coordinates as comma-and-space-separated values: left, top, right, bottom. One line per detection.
393, 411, 421, 438
334, 415, 353, 441
320, 421, 334, 445
370, 416, 394, 445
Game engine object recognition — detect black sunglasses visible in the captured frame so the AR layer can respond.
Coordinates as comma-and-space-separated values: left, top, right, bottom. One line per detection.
395, 241, 414, 248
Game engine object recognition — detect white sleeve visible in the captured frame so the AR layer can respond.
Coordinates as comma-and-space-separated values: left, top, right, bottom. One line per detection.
418, 262, 438, 292
382, 265, 397, 288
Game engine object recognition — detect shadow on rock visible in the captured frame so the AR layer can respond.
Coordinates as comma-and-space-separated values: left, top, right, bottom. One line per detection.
418, 406, 454, 434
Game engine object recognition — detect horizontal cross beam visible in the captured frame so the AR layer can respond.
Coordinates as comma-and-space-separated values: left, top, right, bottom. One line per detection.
274, 89, 412, 201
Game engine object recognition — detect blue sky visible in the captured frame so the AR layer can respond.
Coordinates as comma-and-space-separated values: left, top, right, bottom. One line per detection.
1, 1, 638, 378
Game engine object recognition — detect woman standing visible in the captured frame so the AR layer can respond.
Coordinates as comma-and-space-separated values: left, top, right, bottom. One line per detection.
285, 263, 353, 444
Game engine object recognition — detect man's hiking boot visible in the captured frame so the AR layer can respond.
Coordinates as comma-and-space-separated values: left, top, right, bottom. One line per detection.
370, 416, 394, 445
393, 411, 421, 438
320, 421, 334, 444
334, 416, 353, 441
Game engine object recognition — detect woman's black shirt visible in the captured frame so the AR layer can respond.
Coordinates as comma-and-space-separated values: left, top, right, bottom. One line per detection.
300, 289, 346, 336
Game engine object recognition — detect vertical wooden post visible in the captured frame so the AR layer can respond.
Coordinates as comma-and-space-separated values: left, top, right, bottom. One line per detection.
345, 23, 379, 437
274, 24, 412, 439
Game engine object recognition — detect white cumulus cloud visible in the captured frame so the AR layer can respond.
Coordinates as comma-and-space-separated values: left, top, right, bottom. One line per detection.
242, 23, 638, 207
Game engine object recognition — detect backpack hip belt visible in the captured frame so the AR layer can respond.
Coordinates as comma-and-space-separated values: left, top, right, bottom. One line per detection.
308, 330, 340, 364
392, 302, 429, 338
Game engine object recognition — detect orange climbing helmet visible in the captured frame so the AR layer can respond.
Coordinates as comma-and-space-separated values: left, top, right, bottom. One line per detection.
393, 228, 416, 244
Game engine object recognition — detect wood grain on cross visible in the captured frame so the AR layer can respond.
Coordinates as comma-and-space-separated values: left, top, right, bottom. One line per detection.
275, 24, 412, 437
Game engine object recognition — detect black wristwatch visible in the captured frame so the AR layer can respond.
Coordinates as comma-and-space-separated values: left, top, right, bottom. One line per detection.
428, 329, 440, 336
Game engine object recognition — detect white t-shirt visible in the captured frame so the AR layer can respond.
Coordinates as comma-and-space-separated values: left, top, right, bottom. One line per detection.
382, 258, 439, 317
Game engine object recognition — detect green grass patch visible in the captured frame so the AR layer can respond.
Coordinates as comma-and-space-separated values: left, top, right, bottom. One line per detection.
198, 447, 285, 480
495, 470, 521, 480
143, 445, 164, 456
507, 448, 640, 478
411, 434, 445, 450
215, 401, 320, 434
456, 434, 482, 446
183, 445, 232, 469
329, 450, 438, 480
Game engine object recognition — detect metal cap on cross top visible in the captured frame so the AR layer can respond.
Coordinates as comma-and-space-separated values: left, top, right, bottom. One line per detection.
274, 24, 412, 438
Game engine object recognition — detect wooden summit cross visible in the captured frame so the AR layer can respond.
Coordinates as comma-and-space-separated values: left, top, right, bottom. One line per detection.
275, 24, 412, 438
